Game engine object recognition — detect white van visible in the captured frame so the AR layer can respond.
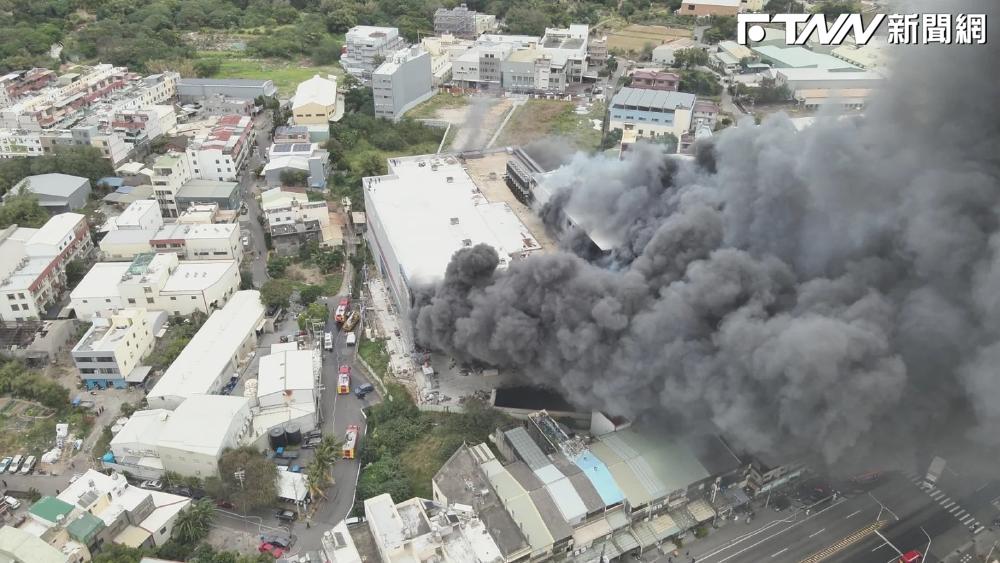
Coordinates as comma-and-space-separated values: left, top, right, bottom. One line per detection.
345, 333, 357, 346
20, 456, 35, 475
8, 455, 22, 474
323, 332, 334, 351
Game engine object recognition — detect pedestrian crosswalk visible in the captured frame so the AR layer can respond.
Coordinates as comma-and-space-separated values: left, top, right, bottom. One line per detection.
906, 474, 985, 534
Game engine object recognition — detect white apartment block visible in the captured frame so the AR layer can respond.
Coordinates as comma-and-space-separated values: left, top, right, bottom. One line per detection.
69, 252, 240, 320
0, 213, 93, 321
100, 222, 242, 263
109, 199, 163, 231
184, 115, 255, 182
0, 128, 43, 158
341, 26, 407, 81
150, 152, 192, 217
373, 46, 435, 121
71, 308, 156, 390
261, 187, 331, 230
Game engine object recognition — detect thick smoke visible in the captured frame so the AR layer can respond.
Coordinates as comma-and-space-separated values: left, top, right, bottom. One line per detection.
414, 3, 1000, 465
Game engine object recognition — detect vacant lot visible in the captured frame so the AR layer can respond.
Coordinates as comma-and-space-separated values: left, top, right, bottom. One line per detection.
408, 93, 469, 120
0, 398, 91, 459
496, 99, 604, 151
198, 53, 344, 97
607, 24, 692, 52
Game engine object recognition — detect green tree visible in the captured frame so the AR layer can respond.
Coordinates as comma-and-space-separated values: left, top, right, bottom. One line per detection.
315, 247, 345, 274
672, 48, 709, 69
765, 0, 805, 14
217, 446, 279, 512
92, 543, 154, 563
267, 255, 290, 277
504, 6, 554, 36
193, 58, 221, 78
299, 284, 324, 305
279, 169, 310, 186
239, 269, 254, 290
813, 0, 860, 17
260, 279, 294, 308
679, 70, 723, 96
65, 259, 89, 290
311, 36, 343, 65
298, 302, 328, 329
703, 15, 738, 44
172, 499, 216, 544
0, 193, 49, 228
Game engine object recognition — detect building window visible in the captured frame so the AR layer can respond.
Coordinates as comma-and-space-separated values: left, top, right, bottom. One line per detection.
143, 286, 152, 294
96, 357, 114, 362
146, 297, 154, 304
127, 298, 136, 304
5, 294, 13, 300
170, 296, 176, 300
17, 293, 24, 299
191, 296, 197, 299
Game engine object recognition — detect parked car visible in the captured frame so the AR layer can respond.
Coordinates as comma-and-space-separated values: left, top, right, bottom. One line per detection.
260, 534, 293, 549
0, 457, 11, 473
140, 480, 164, 491
355, 383, 375, 399
258, 542, 285, 558
275, 509, 298, 522
8, 455, 22, 474
19, 456, 35, 475
4, 496, 20, 509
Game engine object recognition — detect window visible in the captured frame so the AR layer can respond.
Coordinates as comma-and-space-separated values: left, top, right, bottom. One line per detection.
146, 297, 154, 304
96, 356, 114, 363
98, 368, 117, 375
143, 286, 152, 294
105, 299, 111, 303
127, 298, 136, 304
76, 357, 93, 363
17, 293, 24, 299
170, 296, 176, 300
191, 296, 196, 300
5, 294, 13, 300
80, 368, 95, 374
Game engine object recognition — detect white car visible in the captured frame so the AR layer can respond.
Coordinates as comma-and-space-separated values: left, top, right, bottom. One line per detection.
4, 496, 20, 509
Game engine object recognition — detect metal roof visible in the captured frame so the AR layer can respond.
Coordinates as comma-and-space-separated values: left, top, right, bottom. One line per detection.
573, 450, 626, 507
28, 496, 74, 523
611, 87, 696, 111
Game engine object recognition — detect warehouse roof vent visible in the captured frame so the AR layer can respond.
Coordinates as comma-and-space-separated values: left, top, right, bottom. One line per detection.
450, 217, 460, 225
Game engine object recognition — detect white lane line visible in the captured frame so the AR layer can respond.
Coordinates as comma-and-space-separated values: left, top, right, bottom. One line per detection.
710, 500, 848, 563
845, 510, 862, 519
872, 543, 890, 552
950, 506, 961, 514
961, 515, 975, 524
943, 501, 955, 509
808, 528, 825, 538
771, 548, 789, 558
955, 509, 967, 518
931, 490, 945, 500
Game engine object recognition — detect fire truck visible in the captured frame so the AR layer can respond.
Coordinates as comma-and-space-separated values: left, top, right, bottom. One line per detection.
342, 425, 359, 459
334, 298, 350, 323
338, 365, 351, 394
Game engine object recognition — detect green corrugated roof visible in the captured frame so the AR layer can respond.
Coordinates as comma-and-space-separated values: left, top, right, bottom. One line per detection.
28, 496, 74, 523
66, 512, 104, 544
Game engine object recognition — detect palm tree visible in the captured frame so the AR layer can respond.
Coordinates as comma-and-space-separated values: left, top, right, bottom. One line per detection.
306, 436, 343, 500
314, 436, 342, 467
172, 498, 216, 543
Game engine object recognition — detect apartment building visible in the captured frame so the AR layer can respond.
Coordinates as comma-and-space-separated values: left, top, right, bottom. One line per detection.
629, 70, 680, 91
101, 221, 242, 263
608, 87, 697, 140
261, 187, 334, 256
341, 26, 407, 81
150, 152, 192, 217
185, 115, 255, 182
0, 213, 93, 322
262, 141, 329, 188
372, 47, 435, 121
71, 308, 157, 390
69, 252, 240, 320
433, 4, 497, 38
421, 34, 475, 85
0, 68, 56, 108
541, 25, 590, 84
109, 105, 176, 146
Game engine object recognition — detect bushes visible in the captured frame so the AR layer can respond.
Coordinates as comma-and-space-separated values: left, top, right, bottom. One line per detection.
0, 359, 69, 408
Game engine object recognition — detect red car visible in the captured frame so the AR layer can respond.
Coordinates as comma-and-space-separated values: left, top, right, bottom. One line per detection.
258, 543, 285, 558
339, 365, 351, 375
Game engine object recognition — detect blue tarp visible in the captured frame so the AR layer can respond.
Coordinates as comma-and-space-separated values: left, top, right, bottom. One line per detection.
102, 452, 115, 462
98, 177, 125, 189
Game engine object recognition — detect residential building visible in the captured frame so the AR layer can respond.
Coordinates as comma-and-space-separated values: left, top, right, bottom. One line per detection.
174, 179, 240, 211
608, 87, 696, 140
321, 520, 364, 563
541, 25, 590, 83
629, 70, 680, 91
679, 0, 741, 17
363, 155, 541, 349
261, 187, 337, 256
108, 200, 163, 231
145, 290, 264, 410
0, 213, 93, 322
341, 26, 407, 81
155, 395, 253, 477
273, 125, 310, 143
4, 173, 91, 212
0, 68, 57, 108
197, 94, 256, 116
452, 42, 514, 90
251, 349, 321, 446
433, 4, 497, 38
0, 128, 44, 158
365, 493, 507, 563
101, 221, 242, 263
262, 142, 329, 189
291, 74, 342, 126
150, 152, 193, 218
109, 105, 177, 146
71, 308, 157, 390
69, 252, 240, 320
176, 78, 277, 102
39, 124, 133, 165
184, 115, 255, 182
501, 48, 561, 94
588, 36, 609, 65
692, 100, 720, 129
652, 38, 699, 66
712, 40, 754, 74
421, 34, 475, 85
0, 525, 78, 563
175, 203, 232, 225
17, 470, 189, 555
372, 47, 435, 121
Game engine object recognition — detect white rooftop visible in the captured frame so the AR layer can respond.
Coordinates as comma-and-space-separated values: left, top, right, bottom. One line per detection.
116, 200, 160, 228
365, 494, 409, 549
276, 468, 309, 502
774, 68, 885, 82
292, 75, 337, 108
147, 290, 264, 405
364, 155, 541, 285
110, 409, 172, 451
157, 395, 249, 456
257, 350, 315, 397
160, 260, 235, 292
26, 213, 83, 248
70, 262, 129, 300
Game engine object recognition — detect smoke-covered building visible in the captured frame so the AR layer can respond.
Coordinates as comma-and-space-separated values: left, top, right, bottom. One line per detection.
363, 155, 542, 348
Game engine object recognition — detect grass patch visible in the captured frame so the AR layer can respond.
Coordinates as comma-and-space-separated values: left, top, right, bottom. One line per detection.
0, 403, 93, 459
358, 338, 390, 378
197, 52, 344, 96
497, 99, 604, 151
91, 425, 113, 461
606, 23, 692, 53
407, 93, 470, 120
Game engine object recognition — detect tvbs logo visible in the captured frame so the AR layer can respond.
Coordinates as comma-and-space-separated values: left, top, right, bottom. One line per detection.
737, 13, 885, 46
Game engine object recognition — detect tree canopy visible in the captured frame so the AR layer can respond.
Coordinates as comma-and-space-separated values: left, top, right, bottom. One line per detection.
217, 446, 279, 512
0, 194, 49, 229
260, 279, 294, 308
0, 146, 112, 196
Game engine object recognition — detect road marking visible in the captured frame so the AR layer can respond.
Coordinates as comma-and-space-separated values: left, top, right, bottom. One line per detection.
872, 543, 889, 552
943, 500, 955, 508
798, 520, 887, 563
950, 506, 961, 514
961, 515, 975, 524
809, 528, 825, 538
931, 490, 945, 500
707, 499, 849, 563
954, 509, 966, 518
976, 483, 989, 492
772, 548, 789, 557
845, 510, 862, 519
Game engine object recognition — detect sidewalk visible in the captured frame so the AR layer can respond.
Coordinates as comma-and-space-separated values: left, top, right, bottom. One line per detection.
364, 277, 417, 382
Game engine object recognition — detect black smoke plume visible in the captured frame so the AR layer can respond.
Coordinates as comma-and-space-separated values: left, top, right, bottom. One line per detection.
414, 3, 1000, 465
